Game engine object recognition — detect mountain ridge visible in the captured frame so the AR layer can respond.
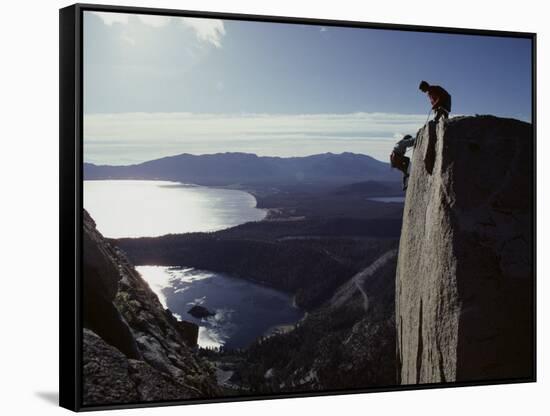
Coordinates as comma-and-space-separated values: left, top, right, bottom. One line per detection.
84, 151, 401, 185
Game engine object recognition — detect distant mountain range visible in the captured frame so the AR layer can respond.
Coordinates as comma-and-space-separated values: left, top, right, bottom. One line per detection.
84, 152, 401, 185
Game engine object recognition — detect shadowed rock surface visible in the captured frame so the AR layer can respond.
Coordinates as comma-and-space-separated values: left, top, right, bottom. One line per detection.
82, 210, 220, 406
396, 116, 533, 384
83, 329, 140, 404
83, 214, 141, 360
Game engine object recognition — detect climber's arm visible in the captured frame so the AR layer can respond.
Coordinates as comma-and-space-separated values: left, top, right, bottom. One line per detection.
394, 135, 415, 155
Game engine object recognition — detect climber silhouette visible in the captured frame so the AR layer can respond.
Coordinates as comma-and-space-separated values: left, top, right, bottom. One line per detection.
419, 81, 452, 122
390, 134, 415, 191
389, 82, 452, 191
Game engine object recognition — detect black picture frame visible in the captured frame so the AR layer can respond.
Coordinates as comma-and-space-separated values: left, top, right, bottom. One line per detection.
60, 3, 537, 412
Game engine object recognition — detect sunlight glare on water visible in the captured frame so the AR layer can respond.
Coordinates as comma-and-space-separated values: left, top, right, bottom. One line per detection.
83, 180, 266, 238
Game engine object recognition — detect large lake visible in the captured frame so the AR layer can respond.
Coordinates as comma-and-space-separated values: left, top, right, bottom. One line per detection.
84, 179, 301, 350
84, 180, 267, 238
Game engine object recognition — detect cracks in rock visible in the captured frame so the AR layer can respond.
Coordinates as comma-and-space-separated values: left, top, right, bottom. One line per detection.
424, 122, 438, 175
436, 338, 446, 383
416, 299, 424, 384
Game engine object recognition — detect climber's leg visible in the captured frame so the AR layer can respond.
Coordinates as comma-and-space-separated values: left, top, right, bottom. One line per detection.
435, 107, 449, 122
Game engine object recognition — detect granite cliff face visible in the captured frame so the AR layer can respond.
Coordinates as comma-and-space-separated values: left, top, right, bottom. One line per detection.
396, 116, 533, 384
82, 210, 220, 406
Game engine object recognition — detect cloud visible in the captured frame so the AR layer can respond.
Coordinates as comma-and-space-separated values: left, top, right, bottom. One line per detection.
91, 12, 226, 47
84, 112, 426, 165
181, 17, 226, 48
136, 14, 172, 28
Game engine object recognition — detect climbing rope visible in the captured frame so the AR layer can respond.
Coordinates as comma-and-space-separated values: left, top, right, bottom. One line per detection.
424, 107, 433, 126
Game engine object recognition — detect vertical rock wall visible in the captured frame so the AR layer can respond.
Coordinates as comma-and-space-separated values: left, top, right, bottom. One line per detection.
396, 116, 533, 384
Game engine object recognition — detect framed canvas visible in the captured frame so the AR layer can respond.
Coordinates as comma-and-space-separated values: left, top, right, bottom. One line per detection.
59, 3, 536, 411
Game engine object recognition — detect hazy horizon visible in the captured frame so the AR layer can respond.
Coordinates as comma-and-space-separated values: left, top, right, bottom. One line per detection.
83, 111, 429, 165
84, 11, 532, 165
84, 147, 389, 167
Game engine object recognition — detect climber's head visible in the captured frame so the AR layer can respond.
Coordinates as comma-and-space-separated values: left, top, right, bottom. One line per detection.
419, 80, 429, 92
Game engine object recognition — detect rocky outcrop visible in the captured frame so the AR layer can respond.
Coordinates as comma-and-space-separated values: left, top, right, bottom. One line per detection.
82, 329, 140, 404
83, 214, 141, 360
83, 329, 203, 404
82, 210, 220, 405
396, 116, 533, 384
188, 305, 215, 319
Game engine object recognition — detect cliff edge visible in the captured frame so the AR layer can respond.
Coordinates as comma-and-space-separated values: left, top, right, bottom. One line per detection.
396, 116, 533, 384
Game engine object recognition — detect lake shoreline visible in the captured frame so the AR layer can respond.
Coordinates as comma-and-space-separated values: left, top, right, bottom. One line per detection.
136, 265, 304, 350
85, 177, 404, 226
84, 179, 267, 238
86, 178, 401, 350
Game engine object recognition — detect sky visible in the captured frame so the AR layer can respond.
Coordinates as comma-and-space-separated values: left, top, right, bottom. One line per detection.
83, 11, 532, 165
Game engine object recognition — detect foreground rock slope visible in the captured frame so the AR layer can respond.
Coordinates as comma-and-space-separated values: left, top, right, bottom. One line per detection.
82, 210, 220, 405
396, 116, 533, 384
